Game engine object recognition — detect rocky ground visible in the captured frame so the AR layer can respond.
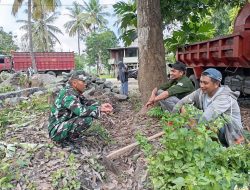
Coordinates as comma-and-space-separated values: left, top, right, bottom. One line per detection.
0, 72, 249, 190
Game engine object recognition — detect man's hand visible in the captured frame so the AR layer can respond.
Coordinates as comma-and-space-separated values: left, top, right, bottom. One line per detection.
148, 88, 157, 101
100, 103, 113, 114
146, 100, 155, 108
146, 87, 158, 107
150, 88, 157, 99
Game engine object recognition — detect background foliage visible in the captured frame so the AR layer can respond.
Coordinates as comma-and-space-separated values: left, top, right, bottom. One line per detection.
114, 0, 248, 52
0, 27, 18, 54
85, 30, 118, 73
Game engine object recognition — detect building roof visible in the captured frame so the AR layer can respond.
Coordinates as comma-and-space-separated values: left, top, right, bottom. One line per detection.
108, 38, 138, 51
107, 46, 138, 51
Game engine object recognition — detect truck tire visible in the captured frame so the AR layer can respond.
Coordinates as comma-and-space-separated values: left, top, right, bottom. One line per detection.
189, 74, 199, 89
47, 71, 56, 77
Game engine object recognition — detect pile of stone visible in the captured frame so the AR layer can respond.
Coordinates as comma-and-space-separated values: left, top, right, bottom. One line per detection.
62, 70, 127, 101
0, 70, 127, 107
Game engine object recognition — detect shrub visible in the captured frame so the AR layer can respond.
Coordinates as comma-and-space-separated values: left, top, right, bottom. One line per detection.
137, 106, 250, 190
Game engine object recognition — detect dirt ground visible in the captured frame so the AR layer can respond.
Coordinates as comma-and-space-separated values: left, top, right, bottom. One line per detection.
2, 79, 250, 190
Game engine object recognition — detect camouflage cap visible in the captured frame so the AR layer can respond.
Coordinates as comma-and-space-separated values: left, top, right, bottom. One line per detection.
69, 73, 87, 82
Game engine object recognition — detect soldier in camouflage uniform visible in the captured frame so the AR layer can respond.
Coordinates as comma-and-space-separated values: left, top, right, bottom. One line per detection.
48, 74, 113, 142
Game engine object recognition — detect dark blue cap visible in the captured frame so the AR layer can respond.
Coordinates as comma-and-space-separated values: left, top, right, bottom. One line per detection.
202, 68, 222, 82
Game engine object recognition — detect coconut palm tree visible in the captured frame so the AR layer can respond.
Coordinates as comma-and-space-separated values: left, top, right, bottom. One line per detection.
12, 0, 61, 72
64, 1, 89, 55
113, 0, 137, 46
18, 12, 63, 52
82, 0, 110, 32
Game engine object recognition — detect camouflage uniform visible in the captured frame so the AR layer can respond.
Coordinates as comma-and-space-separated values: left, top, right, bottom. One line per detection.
48, 83, 100, 142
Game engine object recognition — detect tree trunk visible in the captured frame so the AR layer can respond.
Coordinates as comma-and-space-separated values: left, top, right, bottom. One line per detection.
42, 18, 50, 52
28, 0, 37, 72
98, 52, 102, 74
137, 0, 166, 104
77, 29, 81, 55
96, 52, 101, 75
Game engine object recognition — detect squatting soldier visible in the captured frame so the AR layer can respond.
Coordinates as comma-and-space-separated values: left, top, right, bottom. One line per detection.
145, 61, 195, 112
48, 74, 113, 142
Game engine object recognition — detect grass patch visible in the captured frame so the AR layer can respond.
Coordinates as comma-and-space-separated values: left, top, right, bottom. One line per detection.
0, 93, 51, 140
128, 92, 142, 112
85, 121, 112, 144
99, 74, 114, 79
0, 86, 15, 93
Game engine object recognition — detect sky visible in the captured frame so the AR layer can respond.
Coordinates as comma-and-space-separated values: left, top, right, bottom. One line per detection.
0, 0, 121, 53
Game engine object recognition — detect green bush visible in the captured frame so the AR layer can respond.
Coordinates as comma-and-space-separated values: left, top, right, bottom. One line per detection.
137, 106, 250, 190
0, 86, 15, 93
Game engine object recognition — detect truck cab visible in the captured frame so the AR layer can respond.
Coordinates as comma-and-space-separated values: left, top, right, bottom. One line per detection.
0, 54, 12, 73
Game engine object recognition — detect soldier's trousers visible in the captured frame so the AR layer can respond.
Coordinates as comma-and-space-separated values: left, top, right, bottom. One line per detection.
49, 116, 93, 142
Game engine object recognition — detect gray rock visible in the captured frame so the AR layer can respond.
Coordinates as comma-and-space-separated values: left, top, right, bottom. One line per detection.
30, 74, 44, 87
103, 91, 112, 96
4, 97, 21, 106
103, 88, 111, 93
112, 87, 120, 94
95, 78, 105, 85
33, 91, 45, 97
113, 93, 127, 101
83, 87, 96, 97
104, 81, 113, 88
0, 87, 44, 101
96, 84, 104, 90
48, 85, 63, 94
0, 72, 26, 90
91, 76, 97, 83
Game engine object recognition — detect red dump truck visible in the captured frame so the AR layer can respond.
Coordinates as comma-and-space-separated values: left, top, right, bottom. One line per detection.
0, 52, 75, 75
176, 3, 250, 95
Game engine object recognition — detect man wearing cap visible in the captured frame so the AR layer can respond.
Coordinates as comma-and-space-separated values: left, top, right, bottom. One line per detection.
48, 73, 113, 143
145, 61, 195, 112
173, 68, 244, 147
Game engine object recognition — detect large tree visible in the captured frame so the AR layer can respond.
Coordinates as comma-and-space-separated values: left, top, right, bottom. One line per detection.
12, 0, 61, 72
0, 27, 18, 53
64, 1, 89, 55
137, 0, 166, 104
82, 0, 110, 32
113, 0, 137, 46
85, 30, 118, 75
18, 12, 63, 52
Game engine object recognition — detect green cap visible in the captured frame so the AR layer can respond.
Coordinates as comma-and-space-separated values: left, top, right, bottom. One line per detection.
69, 73, 87, 82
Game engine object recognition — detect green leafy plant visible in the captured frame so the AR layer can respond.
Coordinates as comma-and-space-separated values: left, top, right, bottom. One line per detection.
51, 154, 81, 190
85, 122, 112, 144
18, 74, 29, 87
0, 86, 15, 93
87, 155, 105, 179
0, 161, 18, 189
147, 106, 164, 118
138, 104, 250, 190
136, 132, 153, 156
